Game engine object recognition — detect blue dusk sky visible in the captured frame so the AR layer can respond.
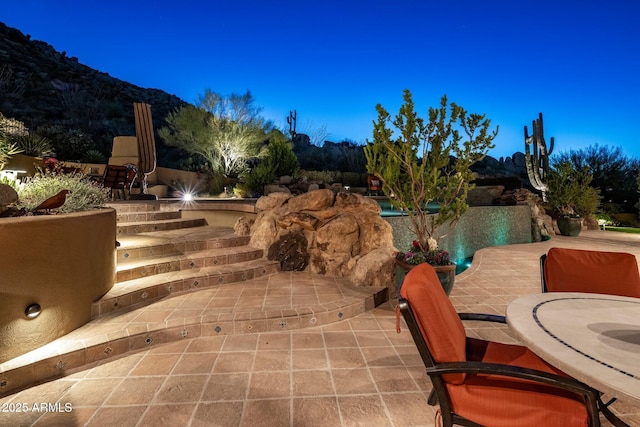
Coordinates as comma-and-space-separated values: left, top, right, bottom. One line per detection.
3, 0, 640, 159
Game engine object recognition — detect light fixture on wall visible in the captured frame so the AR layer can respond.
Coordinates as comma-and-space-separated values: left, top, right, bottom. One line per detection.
25, 303, 41, 319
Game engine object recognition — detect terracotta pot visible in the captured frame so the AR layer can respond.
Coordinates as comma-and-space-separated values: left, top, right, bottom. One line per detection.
395, 258, 456, 296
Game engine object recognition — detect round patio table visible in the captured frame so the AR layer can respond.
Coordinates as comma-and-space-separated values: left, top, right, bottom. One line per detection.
506, 292, 640, 406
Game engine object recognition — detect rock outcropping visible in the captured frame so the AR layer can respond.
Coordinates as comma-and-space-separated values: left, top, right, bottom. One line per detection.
242, 189, 397, 292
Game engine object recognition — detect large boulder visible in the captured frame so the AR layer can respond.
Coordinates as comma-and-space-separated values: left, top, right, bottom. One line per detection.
309, 213, 360, 275
350, 246, 397, 291
249, 190, 397, 291
287, 189, 335, 212
249, 211, 279, 250
267, 231, 309, 271
255, 192, 292, 211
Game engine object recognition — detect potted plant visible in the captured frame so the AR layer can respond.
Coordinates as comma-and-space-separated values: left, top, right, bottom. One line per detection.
546, 159, 600, 236
364, 89, 497, 294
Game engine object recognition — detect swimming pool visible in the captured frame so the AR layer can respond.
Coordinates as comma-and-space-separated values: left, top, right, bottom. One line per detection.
376, 198, 440, 217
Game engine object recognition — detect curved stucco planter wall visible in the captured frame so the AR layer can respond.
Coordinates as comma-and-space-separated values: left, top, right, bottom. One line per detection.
0, 208, 117, 363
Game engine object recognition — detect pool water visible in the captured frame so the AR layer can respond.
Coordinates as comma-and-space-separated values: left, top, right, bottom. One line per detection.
456, 256, 473, 274
376, 199, 440, 217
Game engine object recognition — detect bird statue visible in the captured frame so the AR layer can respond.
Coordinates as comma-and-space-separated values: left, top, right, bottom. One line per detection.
34, 189, 71, 213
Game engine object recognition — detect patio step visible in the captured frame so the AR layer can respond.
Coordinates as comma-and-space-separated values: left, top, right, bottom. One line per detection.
107, 201, 163, 213
103, 202, 279, 315
116, 217, 207, 235
92, 258, 280, 318
115, 245, 264, 282
116, 210, 182, 223
116, 228, 251, 262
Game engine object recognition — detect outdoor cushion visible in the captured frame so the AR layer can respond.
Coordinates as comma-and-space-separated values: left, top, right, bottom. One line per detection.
400, 263, 590, 426
400, 263, 467, 384
450, 337, 588, 426
544, 247, 640, 297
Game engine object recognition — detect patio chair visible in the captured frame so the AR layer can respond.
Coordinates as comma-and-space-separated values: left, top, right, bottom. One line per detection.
398, 263, 600, 427
367, 174, 382, 196
101, 163, 137, 200
540, 247, 640, 297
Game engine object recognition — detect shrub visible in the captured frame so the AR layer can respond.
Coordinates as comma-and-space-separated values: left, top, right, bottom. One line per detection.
14, 133, 53, 157
239, 139, 299, 195
18, 168, 109, 213
546, 159, 600, 218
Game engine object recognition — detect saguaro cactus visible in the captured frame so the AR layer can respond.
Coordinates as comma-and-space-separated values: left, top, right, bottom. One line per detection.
524, 112, 554, 201
287, 110, 297, 138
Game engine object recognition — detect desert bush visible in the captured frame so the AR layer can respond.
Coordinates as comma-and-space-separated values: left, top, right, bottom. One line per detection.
18, 168, 109, 213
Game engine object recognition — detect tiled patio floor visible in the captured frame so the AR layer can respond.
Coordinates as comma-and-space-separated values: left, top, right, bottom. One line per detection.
2, 230, 640, 426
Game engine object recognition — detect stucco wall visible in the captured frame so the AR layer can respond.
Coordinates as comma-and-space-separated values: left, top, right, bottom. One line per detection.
0, 209, 117, 363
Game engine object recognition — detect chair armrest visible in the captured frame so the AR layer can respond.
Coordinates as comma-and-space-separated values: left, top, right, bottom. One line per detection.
429, 361, 598, 398
458, 313, 506, 324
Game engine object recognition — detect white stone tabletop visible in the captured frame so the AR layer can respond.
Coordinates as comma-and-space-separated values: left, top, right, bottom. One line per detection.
506, 292, 640, 404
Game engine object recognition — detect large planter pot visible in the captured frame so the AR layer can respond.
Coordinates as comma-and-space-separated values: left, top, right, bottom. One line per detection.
395, 259, 456, 296
0, 208, 117, 363
557, 217, 582, 236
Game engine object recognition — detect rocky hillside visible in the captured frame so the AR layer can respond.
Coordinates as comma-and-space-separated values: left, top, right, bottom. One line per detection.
0, 22, 188, 166
0, 21, 530, 181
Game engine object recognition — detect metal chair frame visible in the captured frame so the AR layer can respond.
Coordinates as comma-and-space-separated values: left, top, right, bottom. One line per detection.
398, 298, 604, 426
102, 163, 137, 200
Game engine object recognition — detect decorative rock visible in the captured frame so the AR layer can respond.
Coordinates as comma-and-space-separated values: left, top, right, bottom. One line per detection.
350, 246, 397, 290
307, 183, 320, 192
264, 184, 291, 195
255, 192, 292, 211
287, 189, 334, 212
301, 207, 340, 221
277, 211, 318, 231
233, 216, 254, 236
278, 175, 293, 185
249, 212, 279, 250
0, 183, 18, 213
249, 189, 397, 291
334, 192, 381, 214
267, 231, 309, 271
356, 211, 394, 254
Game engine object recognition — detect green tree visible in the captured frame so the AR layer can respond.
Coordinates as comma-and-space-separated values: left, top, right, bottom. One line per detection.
0, 113, 26, 169
364, 89, 497, 251
159, 90, 271, 178
554, 144, 639, 211
239, 130, 299, 195
546, 159, 600, 218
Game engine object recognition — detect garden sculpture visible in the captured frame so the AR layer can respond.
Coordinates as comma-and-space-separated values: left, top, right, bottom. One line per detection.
133, 102, 157, 195
34, 189, 70, 213
524, 112, 554, 201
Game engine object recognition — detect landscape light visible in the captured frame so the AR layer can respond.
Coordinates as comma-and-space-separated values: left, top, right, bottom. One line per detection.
25, 303, 41, 319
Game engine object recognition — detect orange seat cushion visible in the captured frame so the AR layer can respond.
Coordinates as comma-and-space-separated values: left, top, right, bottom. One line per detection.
400, 263, 467, 384
544, 247, 640, 297
400, 263, 590, 426
447, 338, 589, 427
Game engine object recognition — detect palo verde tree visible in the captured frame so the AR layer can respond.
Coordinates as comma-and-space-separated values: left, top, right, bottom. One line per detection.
364, 89, 498, 252
159, 90, 271, 179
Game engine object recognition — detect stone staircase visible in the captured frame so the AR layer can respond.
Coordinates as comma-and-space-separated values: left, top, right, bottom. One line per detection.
94, 202, 280, 317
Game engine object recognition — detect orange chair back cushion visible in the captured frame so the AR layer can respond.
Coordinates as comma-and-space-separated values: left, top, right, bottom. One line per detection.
544, 247, 640, 297
400, 263, 467, 384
